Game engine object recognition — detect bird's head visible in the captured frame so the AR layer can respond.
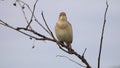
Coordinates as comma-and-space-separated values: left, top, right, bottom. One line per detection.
59, 12, 67, 21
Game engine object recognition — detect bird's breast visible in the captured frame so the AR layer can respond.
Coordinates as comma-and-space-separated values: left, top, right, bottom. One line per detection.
55, 21, 72, 43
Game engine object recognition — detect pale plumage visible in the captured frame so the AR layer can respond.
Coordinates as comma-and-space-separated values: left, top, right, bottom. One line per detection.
55, 12, 73, 53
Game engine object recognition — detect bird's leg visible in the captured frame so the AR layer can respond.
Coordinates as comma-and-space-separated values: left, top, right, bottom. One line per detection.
60, 41, 64, 44
67, 44, 73, 54
60, 41, 65, 47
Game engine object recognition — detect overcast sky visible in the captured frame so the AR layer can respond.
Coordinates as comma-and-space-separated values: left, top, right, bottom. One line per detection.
0, 0, 120, 68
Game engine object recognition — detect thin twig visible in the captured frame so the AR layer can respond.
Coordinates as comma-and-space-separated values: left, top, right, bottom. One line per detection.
34, 18, 50, 34
19, 1, 50, 34
26, 0, 38, 29
98, 1, 109, 68
82, 48, 87, 58
71, 48, 91, 68
17, 1, 32, 30
56, 55, 86, 67
41, 11, 55, 38
41, 12, 59, 49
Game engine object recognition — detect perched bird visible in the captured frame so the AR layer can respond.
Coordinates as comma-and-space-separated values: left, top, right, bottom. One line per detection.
55, 12, 73, 53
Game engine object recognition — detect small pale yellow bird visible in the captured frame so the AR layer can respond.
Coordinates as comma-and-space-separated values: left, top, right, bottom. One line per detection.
55, 12, 73, 53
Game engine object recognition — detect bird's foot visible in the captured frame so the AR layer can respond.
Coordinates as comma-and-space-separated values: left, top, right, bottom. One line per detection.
68, 48, 73, 54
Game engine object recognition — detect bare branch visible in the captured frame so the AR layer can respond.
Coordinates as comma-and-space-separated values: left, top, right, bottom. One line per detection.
82, 48, 87, 58
98, 1, 109, 68
26, 0, 38, 29
0, 16, 91, 68
17, 1, 32, 29
34, 18, 50, 35
56, 55, 86, 67
0, 20, 54, 42
70, 48, 91, 68
41, 11, 56, 39
19, 1, 51, 35
0, 20, 37, 40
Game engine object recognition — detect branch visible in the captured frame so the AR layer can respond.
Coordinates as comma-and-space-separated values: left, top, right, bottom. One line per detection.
70, 48, 91, 68
0, 20, 54, 42
18, 0, 51, 35
0, 20, 36, 39
98, 1, 109, 68
41, 12, 56, 40
56, 55, 86, 67
82, 48, 87, 58
26, 0, 38, 29
17, 1, 32, 30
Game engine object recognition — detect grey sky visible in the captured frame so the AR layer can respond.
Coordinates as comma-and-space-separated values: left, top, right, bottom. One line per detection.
0, 0, 120, 68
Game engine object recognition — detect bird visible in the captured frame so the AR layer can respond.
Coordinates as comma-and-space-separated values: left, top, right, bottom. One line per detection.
55, 12, 73, 53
